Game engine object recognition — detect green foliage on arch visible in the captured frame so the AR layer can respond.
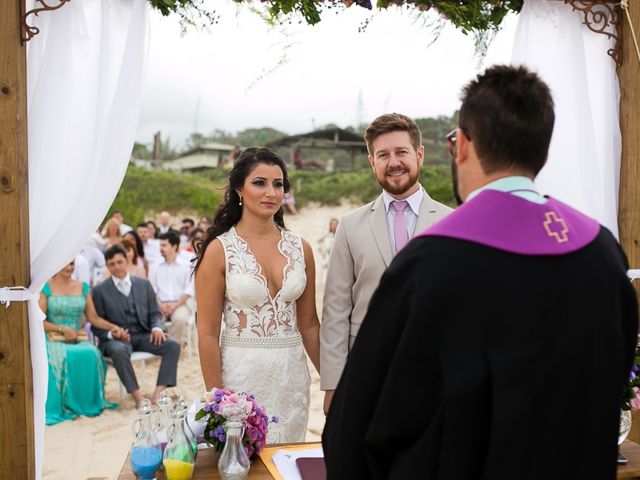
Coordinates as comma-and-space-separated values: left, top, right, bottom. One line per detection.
147, 1, 523, 35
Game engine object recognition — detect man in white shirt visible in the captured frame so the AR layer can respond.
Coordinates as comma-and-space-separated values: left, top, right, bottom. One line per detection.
158, 211, 176, 235
77, 239, 107, 285
149, 231, 193, 347
112, 210, 133, 235
137, 222, 162, 267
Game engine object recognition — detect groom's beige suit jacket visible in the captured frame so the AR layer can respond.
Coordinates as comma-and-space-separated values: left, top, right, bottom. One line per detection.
320, 187, 452, 390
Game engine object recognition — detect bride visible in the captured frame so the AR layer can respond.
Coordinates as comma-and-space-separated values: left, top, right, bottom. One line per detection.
194, 147, 320, 443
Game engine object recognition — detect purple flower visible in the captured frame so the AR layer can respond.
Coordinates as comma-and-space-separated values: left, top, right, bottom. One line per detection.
271, 416, 279, 424
214, 425, 226, 442
214, 390, 223, 401
245, 444, 255, 458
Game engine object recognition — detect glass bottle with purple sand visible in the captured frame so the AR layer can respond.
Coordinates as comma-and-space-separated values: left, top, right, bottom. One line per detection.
154, 390, 173, 454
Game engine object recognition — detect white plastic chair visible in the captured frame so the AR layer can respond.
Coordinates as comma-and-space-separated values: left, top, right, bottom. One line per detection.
104, 351, 158, 401
86, 324, 160, 401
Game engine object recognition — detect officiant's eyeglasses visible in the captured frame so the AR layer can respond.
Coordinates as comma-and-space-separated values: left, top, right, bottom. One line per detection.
446, 129, 458, 158
447, 127, 470, 158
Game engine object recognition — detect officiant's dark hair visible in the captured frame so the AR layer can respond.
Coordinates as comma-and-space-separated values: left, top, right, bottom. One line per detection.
193, 147, 291, 274
459, 65, 555, 176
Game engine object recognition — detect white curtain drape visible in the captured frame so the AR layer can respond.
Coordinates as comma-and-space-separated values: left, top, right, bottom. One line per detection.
25, 1, 149, 477
512, 0, 621, 237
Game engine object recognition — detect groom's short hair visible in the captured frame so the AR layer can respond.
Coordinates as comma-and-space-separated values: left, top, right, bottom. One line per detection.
364, 113, 422, 154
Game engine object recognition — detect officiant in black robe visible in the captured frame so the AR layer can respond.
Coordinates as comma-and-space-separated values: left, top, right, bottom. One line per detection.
322, 65, 638, 480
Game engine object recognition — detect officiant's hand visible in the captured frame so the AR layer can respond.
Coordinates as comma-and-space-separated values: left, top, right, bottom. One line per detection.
150, 329, 167, 346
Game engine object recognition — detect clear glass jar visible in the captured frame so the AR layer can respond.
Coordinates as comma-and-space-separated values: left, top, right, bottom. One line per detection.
163, 406, 196, 480
154, 390, 174, 454
620, 409, 632, 445
177, 395, 198, 458
218, 405, 250, 480
130, 399, 163, 480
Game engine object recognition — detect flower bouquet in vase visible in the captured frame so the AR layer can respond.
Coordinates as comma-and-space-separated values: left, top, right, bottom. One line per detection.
194, 388, 278, 461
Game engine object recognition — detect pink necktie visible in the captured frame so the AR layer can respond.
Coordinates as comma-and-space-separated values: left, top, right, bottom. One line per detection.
391, 200, 409, 252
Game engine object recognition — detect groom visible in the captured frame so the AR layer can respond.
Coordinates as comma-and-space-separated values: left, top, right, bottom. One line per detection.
320, 113, 452, 414
91, 244, 180, 406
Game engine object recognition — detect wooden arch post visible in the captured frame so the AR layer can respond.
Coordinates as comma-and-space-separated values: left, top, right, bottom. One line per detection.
618, 0, 640, 444
0, 1, 34, 479
619, 2, 640, 267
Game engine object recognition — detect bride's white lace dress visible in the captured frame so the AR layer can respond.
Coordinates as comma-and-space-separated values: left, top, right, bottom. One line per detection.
218, 226, 311, 443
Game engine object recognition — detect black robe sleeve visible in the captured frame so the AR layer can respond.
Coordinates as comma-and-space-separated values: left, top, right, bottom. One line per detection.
322, 239, 447, 479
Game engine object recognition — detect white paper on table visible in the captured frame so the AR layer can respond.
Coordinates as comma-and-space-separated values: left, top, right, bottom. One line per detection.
271, 447, 324, 480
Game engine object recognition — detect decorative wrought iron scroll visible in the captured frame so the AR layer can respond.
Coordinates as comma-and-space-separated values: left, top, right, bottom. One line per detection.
21, 0, 72, 44
564, 0, 623, 65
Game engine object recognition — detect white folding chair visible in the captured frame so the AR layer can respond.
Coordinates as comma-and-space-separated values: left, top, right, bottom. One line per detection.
105, 351, 158, 401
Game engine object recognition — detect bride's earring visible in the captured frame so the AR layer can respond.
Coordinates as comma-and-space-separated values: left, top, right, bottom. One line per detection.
238, 194, 243, 206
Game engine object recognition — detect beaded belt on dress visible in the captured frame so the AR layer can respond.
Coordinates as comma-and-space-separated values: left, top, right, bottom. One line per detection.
220, 332, 302, 349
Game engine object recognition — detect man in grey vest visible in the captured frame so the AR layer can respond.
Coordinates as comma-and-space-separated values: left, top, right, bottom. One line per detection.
91, 244, 180, 406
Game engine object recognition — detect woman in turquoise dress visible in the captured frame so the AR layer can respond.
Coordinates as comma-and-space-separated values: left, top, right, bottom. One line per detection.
40, 260, 122, 425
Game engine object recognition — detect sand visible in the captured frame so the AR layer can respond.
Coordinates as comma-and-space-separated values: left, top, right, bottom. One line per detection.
42, 202, 355, 480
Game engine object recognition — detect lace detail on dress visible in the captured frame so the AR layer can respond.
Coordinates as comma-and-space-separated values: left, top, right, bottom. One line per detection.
218, 227, 307, 338
218, 226, 311, 443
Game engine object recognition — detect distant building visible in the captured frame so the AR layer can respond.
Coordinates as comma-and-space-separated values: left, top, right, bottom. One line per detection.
162, 142, 236, 173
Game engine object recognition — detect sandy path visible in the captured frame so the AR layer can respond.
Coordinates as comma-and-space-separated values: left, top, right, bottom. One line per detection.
42, 202, 355, 480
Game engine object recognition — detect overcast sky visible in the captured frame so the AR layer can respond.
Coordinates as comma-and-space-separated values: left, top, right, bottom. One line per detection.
135, 1, 519, 148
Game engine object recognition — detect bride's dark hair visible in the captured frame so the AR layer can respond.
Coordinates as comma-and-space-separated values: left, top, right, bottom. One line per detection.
193, 147, 291, 274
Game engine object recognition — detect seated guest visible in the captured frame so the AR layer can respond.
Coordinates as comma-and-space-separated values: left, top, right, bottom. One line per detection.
158, 211, 178, 235
91, 245, 181, 407
102, 238, 147, 280
196, 216, 212, 232
77, 238, 106, 285
112, 209, 133, 235
149, 231, 194, 347
179, 217, 195, 245
123, 230, 149, 277
40, 260, 123, 425
177, 227, 204, 267
102, 218, 122, 248
71, 253, 91, 284
138, 222, 162, 267
146, 220, 159, 240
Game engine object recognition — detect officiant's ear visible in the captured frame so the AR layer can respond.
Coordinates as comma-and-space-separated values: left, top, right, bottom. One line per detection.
455, 127, 472, 165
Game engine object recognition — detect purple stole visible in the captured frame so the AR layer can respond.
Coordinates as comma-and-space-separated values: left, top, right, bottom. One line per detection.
419, 189, 600, 255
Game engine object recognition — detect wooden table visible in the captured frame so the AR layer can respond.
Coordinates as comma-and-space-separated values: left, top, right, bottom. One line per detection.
118, 443, 310, 480
619, 440, 640, 479
119, 440, 640, 479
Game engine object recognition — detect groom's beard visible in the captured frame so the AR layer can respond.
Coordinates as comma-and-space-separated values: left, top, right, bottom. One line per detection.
451, 159, 463, 206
